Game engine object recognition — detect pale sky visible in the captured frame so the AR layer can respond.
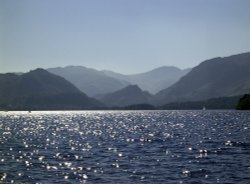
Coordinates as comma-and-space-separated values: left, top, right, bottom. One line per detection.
1, 0, 250, 74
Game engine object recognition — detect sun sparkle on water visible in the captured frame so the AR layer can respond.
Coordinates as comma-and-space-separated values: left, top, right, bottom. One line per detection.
0, 110, 250, 183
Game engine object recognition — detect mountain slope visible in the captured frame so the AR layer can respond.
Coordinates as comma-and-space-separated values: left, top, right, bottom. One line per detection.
154, 52, 250, 105
0, 69, 103, 110
102, 66, 190, 94
97, 85, 153, 107
47, 66, 129, 97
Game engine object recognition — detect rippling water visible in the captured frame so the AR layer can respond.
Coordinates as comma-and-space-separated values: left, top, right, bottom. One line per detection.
0, 110, 250, 183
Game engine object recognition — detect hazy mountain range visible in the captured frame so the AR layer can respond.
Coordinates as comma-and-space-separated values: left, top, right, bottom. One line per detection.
0, 51, 250, 110
102, 66, 190, 94
47, 66, 129, 97
48, 66, 190, 96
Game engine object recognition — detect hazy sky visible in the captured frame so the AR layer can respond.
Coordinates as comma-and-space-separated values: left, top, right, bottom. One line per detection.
1, 0, 250, 74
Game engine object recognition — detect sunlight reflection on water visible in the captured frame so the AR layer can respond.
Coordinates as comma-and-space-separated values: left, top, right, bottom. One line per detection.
0, 110, 250, 183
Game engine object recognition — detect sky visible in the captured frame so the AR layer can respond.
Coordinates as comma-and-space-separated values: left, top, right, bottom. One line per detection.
1, 0, 250, 74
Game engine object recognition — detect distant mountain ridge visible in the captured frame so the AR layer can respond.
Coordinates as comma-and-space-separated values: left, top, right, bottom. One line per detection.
154, 52, 250, 105
47, 65, 190, 96
102, 66, 190, 94
0, 68, 103, 110
47, 66, 129, 97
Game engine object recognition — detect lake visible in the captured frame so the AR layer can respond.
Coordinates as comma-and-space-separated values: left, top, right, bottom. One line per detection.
0, 110, 250, 183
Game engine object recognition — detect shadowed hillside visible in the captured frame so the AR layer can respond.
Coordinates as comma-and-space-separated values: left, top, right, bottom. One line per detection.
0, 69, 103, 110
97, 85, 153, 107
154, 52, 250, 105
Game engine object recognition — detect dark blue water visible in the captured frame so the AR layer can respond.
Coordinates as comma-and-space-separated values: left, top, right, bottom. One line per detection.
0, 110, 250, 184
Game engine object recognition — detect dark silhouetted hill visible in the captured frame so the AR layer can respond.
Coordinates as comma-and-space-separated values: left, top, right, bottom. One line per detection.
0, 68, 103, 110
236, 94, 250, 110
97, 85, 153, 107
154, 52, 250, 105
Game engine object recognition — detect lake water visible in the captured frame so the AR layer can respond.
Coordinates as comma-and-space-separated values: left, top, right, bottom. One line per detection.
0, 110, 250, 184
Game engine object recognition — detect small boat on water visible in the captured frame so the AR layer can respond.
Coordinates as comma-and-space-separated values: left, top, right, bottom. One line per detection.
202, 106, 206, 110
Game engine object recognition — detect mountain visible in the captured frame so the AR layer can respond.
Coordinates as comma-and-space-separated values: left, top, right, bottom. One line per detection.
47, 65, 190, 97
0, 68, 103, 110
102, 66, 191, 94
154, 52, 250, 105
97, 85, 153, 107
47, 66, 129, 97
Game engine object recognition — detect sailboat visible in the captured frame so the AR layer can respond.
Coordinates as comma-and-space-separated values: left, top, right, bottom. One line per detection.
202, 106, 206, 110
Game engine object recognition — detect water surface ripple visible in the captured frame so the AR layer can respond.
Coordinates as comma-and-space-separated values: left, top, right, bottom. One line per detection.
0, 110, 250, 183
